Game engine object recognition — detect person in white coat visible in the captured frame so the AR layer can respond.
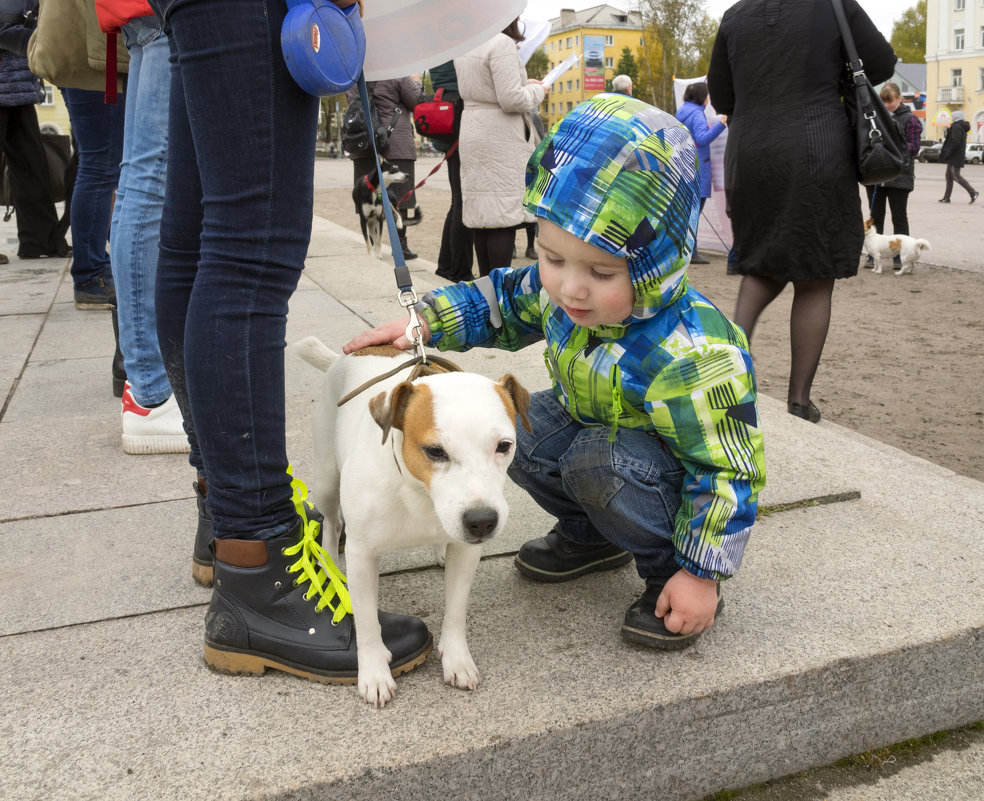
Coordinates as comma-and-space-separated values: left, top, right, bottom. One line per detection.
454, 18, 546, 276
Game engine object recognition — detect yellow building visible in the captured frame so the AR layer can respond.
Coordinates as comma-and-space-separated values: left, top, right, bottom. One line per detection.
36, 84, 73, 137
539, 4, 644, 129
925, 0, 984, 142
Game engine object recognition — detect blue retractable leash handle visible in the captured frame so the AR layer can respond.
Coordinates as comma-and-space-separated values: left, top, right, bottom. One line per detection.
281, 1, 426, 356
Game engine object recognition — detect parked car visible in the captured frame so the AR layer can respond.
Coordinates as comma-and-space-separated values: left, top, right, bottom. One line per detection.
917, 142, 942, 163
966, 143, 984, 164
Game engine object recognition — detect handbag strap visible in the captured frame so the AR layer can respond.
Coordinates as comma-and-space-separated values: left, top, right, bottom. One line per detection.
828, 0, 863, 77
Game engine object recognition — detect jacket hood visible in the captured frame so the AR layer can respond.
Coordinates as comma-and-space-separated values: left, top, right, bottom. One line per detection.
523, 93, 700, 322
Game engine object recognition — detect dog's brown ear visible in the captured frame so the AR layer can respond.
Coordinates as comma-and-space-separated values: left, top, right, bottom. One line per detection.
497, 374, 532, 432
369, 383, 415, 443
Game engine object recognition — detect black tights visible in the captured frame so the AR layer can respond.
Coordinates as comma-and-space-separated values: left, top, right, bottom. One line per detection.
733, 275, 834, 407
472, 227, 515, 277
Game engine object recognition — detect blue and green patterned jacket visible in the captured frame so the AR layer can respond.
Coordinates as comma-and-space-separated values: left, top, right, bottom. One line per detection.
419, 95, 766, 580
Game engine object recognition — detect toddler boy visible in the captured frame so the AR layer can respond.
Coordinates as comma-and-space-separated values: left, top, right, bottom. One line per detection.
344, 94, 766, 649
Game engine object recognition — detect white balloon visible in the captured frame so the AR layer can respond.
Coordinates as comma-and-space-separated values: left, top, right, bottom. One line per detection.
361, 0, 528, 80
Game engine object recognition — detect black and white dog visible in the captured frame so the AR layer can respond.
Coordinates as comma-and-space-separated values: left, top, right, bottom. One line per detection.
352, 160, 409, 260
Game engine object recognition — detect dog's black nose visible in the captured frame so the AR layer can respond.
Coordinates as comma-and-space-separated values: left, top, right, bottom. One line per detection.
463, 508, 499, 541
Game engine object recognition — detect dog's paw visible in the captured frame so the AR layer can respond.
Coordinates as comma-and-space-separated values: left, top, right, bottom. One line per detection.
358, 664, 397, 708
432, 543, 447, 567
439, 644, 481, 691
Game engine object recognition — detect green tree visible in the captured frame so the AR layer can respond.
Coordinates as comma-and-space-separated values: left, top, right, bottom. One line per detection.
890, 0, 926, 63
637, 0, 716, 109
615, 46, 639, 84
526, 48, 550, 81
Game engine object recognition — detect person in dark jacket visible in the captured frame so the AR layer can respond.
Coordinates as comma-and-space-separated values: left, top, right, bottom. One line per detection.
707, 0, 896, 423
0, 0, 72, 263
938, 110, 978, 204
675, 82, 726, 264
430, 59, 474, 282
345, 76, 423, 259
863, 82, 921, 268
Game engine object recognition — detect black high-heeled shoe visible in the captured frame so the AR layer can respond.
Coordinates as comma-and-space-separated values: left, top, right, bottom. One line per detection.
787, 400, 821, 423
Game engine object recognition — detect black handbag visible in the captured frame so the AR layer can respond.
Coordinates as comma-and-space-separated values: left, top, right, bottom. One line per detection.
830, 0, 906, 185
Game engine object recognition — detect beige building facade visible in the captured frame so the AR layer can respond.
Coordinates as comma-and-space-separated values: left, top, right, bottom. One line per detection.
539, 4, 644, 129
926, 0, 984, 141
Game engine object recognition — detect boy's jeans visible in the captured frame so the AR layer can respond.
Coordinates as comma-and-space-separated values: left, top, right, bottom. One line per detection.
507, 390, 684, 580
151, 0, 318, 538
110, 17, 172, 406
61, 88, 124, 287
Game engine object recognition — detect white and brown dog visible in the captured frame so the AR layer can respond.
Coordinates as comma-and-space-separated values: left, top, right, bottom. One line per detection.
293, 338, 530, 707
863, 218, 931, 275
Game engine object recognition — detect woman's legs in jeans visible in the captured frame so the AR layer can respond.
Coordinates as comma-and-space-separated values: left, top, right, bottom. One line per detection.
472, 226, 515, 277
112, 18, 172, 406
60, 88, 125, 288
507, 391, 682, 580
155, 0, 317, 538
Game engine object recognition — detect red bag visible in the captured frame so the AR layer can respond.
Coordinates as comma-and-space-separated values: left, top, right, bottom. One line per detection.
413, 88, 456, 139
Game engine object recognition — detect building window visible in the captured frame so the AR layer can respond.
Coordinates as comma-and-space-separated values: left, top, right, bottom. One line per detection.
576, 79, 580, 90
551, 103, 556, 113
567, 101, 573, 111
952, 68, 963, 86
604, 35, 614, 46
566, 80, 573, 91
575, 35, 579, 46
550, 41, 554, 51
980, 25, 984, 47
979, 66, 984, 91
605, 57, 614, 68
566, 36, 572, 48
955, 28, 965, 49
41, 85, 54, 106
956, 0, 965, 9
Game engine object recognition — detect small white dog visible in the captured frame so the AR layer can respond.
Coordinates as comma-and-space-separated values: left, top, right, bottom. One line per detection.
863, 218, 931, 275
293, 338, 530, 707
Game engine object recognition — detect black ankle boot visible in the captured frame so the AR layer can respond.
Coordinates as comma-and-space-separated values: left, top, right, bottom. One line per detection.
204, 519, 433, 683
398, 229, 417, 261
192, 478, 213, 587
514, 526, 632, 582
110, 307, 126, 398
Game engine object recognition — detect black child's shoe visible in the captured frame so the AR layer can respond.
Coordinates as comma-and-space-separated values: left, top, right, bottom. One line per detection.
514, 526, 632, 582
621, 578, 724, 650
204, 517, 432, 683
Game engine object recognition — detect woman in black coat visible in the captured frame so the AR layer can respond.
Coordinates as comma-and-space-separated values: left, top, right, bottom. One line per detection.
707, 0, 895, 422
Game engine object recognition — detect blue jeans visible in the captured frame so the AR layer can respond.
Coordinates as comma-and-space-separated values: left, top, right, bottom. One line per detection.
507, 391, 685, 579
60, 88, 125, 287
151, 0, 319, 538
110, 17, 172, 406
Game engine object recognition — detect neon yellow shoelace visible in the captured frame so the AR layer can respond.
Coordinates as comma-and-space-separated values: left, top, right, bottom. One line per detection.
283, 468, 352, 625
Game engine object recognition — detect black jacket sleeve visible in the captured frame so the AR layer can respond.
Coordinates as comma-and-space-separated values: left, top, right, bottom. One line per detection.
706, 23, 734, 117
845, 0, 896, 84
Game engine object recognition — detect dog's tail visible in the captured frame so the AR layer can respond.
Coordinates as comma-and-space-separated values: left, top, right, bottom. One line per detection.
291, 336, 340, 372
915, 239, 931, 253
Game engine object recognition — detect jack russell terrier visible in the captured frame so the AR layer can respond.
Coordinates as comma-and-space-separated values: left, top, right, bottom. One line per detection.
293, 338, 530, 707
863, 218, 931, 275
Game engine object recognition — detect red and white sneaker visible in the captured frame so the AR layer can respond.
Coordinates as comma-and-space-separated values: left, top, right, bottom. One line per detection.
121, 382, 191, 455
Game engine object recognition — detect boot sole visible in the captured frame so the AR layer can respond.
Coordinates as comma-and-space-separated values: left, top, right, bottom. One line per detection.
203, 633, 433, 685
513, 550, 632, 582
192, 560, 213, 587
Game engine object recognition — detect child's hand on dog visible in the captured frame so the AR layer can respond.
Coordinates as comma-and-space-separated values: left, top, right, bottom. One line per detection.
655, 569, 720, 635
343, 316, 432, 354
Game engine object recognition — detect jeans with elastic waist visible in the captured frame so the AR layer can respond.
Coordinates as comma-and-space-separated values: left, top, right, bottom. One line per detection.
507, 390, 684, 580
150, 0, 319, 539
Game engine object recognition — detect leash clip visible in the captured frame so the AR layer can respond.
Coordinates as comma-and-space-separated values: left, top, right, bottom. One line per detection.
398, 289, 427, 363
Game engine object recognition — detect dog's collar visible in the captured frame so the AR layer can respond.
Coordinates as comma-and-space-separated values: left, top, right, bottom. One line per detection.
362, 174, 377, 193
